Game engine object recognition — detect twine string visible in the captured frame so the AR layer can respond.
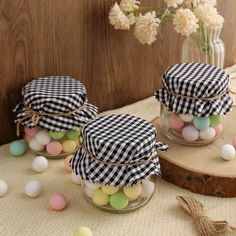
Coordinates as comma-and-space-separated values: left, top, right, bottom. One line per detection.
16, 103, 85, 136
82, 144, 153, 167
177, 195, 236, 236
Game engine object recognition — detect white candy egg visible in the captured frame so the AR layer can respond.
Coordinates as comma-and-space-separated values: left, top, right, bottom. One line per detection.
220, 144, 236, 161
71, 173, 83, 185
84, 187, 94, 198
179, 114, 194, 122
140, 180, 155, 198
35, 131, 51, 146
29, 139, 44, 151
0, 179, 8, 197
24, 180, 42, 197
32, 156, 48, 172
85, 181, 101, 190
200, 127, 216, 140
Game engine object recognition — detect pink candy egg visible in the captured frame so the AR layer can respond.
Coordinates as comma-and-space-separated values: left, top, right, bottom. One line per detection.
24, 134, 32, 143
182, 125, 199, 142
214, 124, 223, 136
233, 136, 236, 148
168, 114, 184, 131
24, 127, 40, 138
49, 193, 67, 211
46, 141, 62, 156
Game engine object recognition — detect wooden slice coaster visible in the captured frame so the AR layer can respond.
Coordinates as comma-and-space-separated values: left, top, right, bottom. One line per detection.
152, 109, 236, 198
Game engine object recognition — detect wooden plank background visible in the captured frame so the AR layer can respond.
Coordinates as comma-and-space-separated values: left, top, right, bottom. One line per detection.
0, 0, 236, 144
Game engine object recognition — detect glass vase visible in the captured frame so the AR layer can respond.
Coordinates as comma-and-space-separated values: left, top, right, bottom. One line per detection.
181, 27, 225, 68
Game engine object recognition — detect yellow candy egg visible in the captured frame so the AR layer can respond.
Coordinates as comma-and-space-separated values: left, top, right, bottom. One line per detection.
92, 189, 109, 206
62, 140, 77, 153
101, 185, 119, 195
123, 184, 142, 199
73, 226, 93, 236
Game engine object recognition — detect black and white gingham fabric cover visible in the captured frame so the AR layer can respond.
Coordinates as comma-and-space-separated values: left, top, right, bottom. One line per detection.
71, 114, 168, 187
14, 76, 98, 131
155, 63, 233, 116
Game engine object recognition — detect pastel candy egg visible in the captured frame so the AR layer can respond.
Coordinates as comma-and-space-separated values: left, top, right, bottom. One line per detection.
193, 117, 210, 130
109, 192, 128, 209
49, 131, 65, 140
182, 126, 199, 142
9, 140, 26, 156
79, 137, 83, 145
35, 130, 51, 145
179, 114, 194, 122
32, 156, 48, 172
220, 144, 236, 161
24, 134, 32, 143
85, 181, 101, 190
214, 124, 223, 136
140, 180, 155, 198
233, 136, 236, 148
92, 189, 109, 206
210, 115, 221, 127
0, 179, 8, 197
168, 114, 184, 131
64, 155, 73, 172
66, 130, 80, 140
123, 184, 142, 199
71, 173, 83, 185
24, 180, 42, 198
62, 140, 77, 153
101, 185, 119, 195
46, 141, 62, 156
49, 193, 67, 211
199, 127, 216, 140
73, 226, 93, 236
29, 139, 44, 152
24, 127, 40, 138
84, 187, 94, 198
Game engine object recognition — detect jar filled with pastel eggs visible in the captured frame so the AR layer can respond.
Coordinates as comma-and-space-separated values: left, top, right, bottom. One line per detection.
14, 76, 98, 158
71, 114, 168, 212
155, 63, 233, 146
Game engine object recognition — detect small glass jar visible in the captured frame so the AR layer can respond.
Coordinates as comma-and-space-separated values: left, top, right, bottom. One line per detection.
160, 105, 223, 146
24, 126, 83, 158
82, 178, 155, 213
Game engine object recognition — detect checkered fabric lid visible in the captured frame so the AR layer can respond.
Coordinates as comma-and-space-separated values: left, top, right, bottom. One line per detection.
71, 114, 168, 187
155, 63, 233, 116
14, 76, 98, 131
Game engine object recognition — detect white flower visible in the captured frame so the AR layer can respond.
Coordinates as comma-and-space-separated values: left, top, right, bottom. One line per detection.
164, 0, 184, 8
173, 8, 199, 36
128, 13, 136, 25
134, 11, 160, 45
184, 0, 216, 7
120, 0, 140, 12
195, 4, 224, 29
109, 3, 130, 30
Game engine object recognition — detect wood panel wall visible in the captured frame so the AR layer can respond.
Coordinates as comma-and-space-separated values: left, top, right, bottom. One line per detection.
0, 0, 235, 144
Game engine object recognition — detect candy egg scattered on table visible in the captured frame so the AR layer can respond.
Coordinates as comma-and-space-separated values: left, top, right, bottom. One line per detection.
13, 77, 98, 158
64, 155, 73, 172
220, 144, 236, 161
24, 180, 42, 198
71, 114, 167, 212
9, 140, 26, 156
0, 179, 8, 197
73, 226, 93, 236
155, 63, 233, 146
32, 156, 48, 173
49, 193, 67, 211
71, 173, 83, 185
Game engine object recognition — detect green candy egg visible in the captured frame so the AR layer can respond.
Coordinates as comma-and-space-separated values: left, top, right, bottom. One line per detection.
193, 117, 210, 130
210, 115, 221, 127
9, 140, 26, 156
109, 192, 128, 209
66, 130, 80, 140
49, 131, 65, 140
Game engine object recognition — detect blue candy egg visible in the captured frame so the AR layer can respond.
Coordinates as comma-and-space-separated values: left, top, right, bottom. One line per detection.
193, 117, 210, 130
9, 140, 26, 156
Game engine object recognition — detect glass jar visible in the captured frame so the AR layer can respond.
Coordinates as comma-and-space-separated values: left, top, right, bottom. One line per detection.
24, 126, 82, 158
181, 27, 225, 68
82, 178, 155, 213
160, 105, 223, 146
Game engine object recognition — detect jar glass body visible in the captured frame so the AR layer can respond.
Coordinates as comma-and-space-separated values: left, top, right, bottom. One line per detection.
82, 178, 155, 213
160, 105, 223, 146
24, 126, 82, 158
181, 27, 225, 68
